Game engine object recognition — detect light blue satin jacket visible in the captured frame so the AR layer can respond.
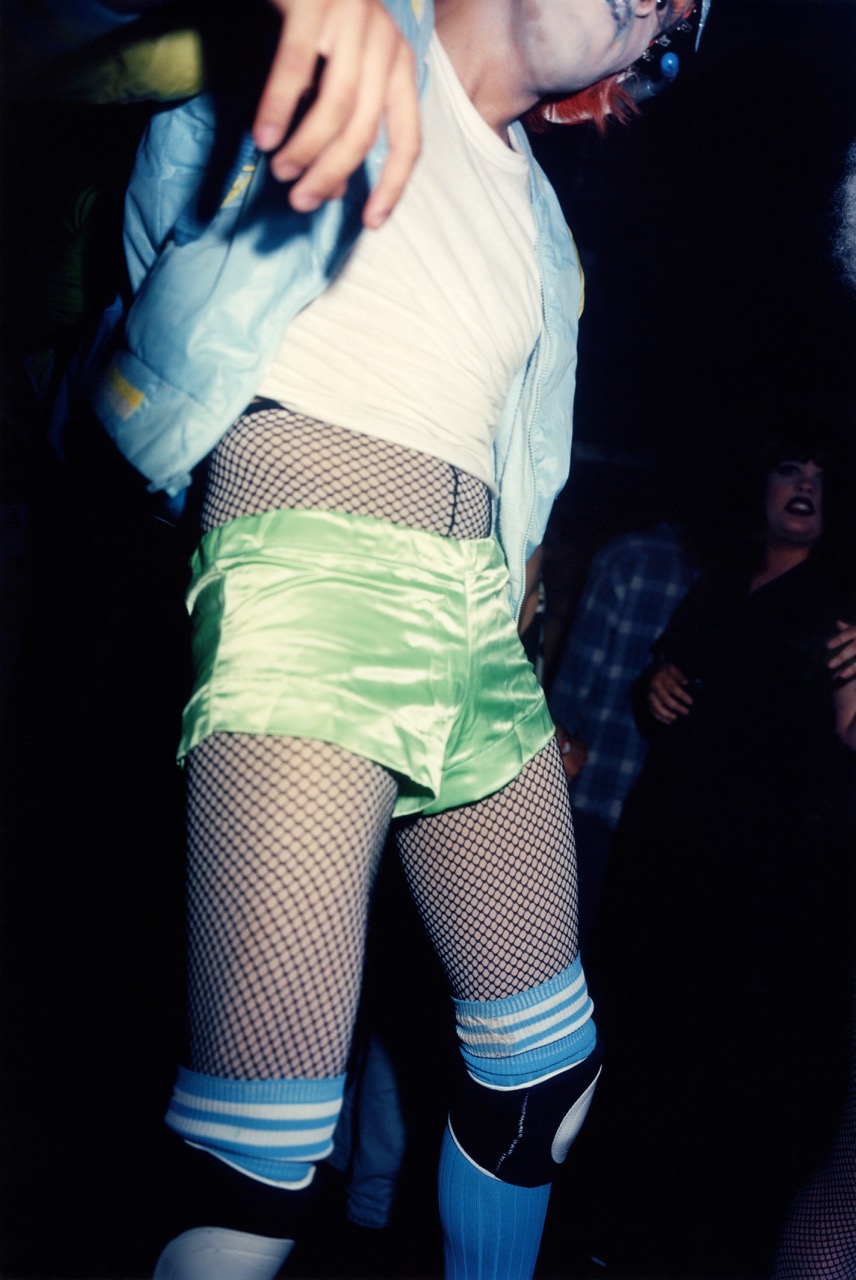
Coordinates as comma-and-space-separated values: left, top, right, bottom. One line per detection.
91, 0, 583, 618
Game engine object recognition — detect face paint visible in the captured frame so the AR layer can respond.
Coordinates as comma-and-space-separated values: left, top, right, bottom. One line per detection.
512, 0, 688, 104
602, 0, 634, 35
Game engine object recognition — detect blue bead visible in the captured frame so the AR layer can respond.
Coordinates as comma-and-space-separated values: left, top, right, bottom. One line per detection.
660, 51, 680, 79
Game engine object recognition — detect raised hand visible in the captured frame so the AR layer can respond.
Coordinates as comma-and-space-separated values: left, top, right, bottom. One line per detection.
253, 0, 421, 227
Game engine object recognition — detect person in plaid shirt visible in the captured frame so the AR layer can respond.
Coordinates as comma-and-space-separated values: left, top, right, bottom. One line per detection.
549, 520, 697, 951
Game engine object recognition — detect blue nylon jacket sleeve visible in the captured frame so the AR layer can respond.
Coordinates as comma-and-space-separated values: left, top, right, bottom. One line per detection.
91, 0, 434, 495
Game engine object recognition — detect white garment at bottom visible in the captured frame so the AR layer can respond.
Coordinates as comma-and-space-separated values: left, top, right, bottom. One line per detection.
153, 1227, 294, 1280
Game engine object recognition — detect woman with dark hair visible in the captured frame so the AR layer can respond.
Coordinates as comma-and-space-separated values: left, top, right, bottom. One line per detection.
571, 427, 856, 1276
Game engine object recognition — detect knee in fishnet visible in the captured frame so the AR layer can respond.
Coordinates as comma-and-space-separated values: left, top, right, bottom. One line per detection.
201, 406, 491, 539
185, 733, 398, 1080
394, 742, 579, 1002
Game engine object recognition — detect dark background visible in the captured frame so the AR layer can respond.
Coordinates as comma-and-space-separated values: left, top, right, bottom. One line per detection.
1, 2, 855, 1277
531, 0, 856, 665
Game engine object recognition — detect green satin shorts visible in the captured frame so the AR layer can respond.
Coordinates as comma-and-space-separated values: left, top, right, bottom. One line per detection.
178, 507, 554, 817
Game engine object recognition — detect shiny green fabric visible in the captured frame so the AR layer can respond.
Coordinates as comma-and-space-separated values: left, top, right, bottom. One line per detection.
179, 507, 554, 817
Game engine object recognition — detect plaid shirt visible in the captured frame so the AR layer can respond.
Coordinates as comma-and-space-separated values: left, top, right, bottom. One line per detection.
549, 523, 697, 828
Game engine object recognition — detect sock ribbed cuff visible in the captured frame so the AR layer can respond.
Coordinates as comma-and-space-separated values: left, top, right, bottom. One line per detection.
452, 956, 596, 1087
164, 1066, 346, 1188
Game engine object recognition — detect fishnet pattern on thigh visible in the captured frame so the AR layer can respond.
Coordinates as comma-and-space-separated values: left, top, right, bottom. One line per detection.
772, 973, 856, 1279
394, 741, 579, 1002
185, 734, 398, 1080
184, 403, 492, 1080
200, 404, 492, 539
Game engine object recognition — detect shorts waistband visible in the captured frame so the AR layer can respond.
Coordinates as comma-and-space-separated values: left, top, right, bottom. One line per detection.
191, 506, 505, 592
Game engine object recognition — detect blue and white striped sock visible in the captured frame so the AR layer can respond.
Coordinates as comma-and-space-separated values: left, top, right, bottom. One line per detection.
438, 958, 599, 1278
453, 954, 596, 1089
164, 1066, 346, 1188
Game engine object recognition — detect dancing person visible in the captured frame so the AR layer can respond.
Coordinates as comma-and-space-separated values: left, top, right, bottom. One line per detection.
79, 2, 712, 1277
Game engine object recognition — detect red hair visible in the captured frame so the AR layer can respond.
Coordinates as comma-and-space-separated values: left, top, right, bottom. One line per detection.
524, 73, 636, 135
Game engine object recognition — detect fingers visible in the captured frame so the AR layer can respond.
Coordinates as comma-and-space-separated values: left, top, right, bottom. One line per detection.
252, 0, 332, 158
554, 726, 587, 782
562, 746, 587, 782
363, 40, 420, 229
648, 662, 693, 724
253, 0, 420, 226
266, 0, 375, 195
828, 619, 856, 681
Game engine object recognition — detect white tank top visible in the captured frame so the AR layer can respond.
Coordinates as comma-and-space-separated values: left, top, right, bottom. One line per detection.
257, 33, 541, 489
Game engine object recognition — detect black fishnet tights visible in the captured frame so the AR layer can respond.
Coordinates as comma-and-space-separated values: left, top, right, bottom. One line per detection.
186, 735, 398, 1080
185, 736, 577, 1081
199, 403, 492, 539
771, 970, 856, 1279
395, 742, 579, 1001
183, 402, 576, 1083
